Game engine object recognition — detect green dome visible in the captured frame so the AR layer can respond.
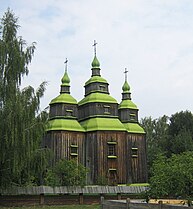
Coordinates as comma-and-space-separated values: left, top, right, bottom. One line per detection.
92, 55, 100, 68
85, 76, 107, 86
122, 80, 130, 93
78, 92, 117, 106
46, 118, 85, 132
50, 93, 77, 105
61, 71, 70, 86
118, 99, 138, 110
80, 117, 126, 132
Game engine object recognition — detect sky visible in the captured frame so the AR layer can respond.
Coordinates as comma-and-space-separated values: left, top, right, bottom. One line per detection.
1, 0, 193, 119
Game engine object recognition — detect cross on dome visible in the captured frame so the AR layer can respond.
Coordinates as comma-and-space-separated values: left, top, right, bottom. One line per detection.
93, 40, 97, 56
64, 58, 68, 72
124, 68, 128, 81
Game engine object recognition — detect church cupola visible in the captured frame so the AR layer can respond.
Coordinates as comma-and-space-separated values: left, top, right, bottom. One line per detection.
46, 59, 84, 132
118, 69, 145, 134
91, 40, 101, 76
60, 58, 70, 94
78, 41, 125, 132
122, 69, 131, 100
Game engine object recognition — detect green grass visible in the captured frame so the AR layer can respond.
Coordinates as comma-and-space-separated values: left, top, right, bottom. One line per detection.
0, 205, 100, 209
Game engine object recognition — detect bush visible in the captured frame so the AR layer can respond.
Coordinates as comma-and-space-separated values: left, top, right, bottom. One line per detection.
45, 159, 88, 187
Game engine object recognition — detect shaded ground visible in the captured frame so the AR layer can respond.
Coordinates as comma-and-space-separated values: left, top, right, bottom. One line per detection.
0, 205, 100, 209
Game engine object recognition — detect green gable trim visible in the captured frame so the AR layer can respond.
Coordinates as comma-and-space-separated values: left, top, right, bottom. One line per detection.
78, 93, 117, 106
46, 118, 85, 132
50, 93, 77, 105
123, 122, 145, 134
118, 99, 138, 110
85, 76, 108, 86
80, 117, 126, 132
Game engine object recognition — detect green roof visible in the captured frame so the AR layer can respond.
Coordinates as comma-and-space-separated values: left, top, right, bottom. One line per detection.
92, 55, 100, 68
80, 117, 126, 132
78, 92, 117, 106
50, 93, 77, 105
123, 122, 145, 134
46, 119, 85, 132
85, 76, 108, 86
118, 99, 138, 110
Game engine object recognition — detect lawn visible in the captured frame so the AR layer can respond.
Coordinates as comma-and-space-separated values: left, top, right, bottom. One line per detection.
0, 205, 100, 209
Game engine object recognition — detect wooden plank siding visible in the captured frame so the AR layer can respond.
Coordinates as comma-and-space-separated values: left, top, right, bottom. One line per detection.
85, 131, 147, 185
78, 103, 118, 121
49, 104, 78, 119
44, 131, 85, 165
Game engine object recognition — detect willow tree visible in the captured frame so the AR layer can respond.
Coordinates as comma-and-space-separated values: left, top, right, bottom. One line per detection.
0, 9, 49, 188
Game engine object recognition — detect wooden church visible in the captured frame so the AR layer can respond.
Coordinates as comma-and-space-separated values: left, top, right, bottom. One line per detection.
44, 43, 147, 185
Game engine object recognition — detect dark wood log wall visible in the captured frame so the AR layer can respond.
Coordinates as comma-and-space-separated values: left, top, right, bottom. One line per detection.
85, 83, 109, 96
49, 104, 78, 119
78, 103, 118, 121
44, 131, 85, 165
85, 131, 147, 185
127, 134, 147, 183
44, 130, 147, 184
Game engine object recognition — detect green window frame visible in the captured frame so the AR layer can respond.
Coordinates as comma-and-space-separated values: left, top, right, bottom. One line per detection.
107, 142, 117, 158
131, 147, 138, 158
70, 144, 78, 156
104, 105, 110, 114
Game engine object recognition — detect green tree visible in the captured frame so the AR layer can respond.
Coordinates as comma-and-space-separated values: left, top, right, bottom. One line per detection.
0, 9, 49, 188
140, 115, 169, 174
45, 159, 88, 187
149, 152, 193, 198
167, 111, 193, 156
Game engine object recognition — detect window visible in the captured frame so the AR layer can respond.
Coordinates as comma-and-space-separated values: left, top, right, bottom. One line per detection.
107, 142, 117, 158
131, 147, 138, 158
70, 144, 78, 156
66, 109, 73, 116
130, 113, 136, 121
99, 85, 105, 91
104, 105, 110, 114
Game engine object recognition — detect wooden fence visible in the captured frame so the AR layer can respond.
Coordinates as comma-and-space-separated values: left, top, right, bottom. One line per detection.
0, 185, 148, 206
0, 185, 147, 195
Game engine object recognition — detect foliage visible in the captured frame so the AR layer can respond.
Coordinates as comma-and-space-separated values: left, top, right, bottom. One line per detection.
0, 9, 49, 188
141, 111, 193, 181
140, 115, 169, 174
96, 175, 108, 185
45, 159, 88, 187
149, 152, 193, 198
167, 110, 193, 156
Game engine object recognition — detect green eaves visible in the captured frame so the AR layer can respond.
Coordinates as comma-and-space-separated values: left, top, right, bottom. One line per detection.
123, 122, 145, 134
118, 99, 138, 110
50, 93, 77, 105
80, 117, 126, 132
85, 76, 108, 86
46, 118, 85, 132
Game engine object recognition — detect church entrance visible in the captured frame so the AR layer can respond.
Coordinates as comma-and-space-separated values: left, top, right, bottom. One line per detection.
108, 169, 117, 185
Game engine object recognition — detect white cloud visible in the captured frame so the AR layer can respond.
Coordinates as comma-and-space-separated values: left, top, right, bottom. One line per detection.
1, 0, 193, 119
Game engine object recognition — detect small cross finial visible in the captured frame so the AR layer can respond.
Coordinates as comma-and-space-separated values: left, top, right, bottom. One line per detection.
64, 58, 68, 72
124, 68, 128, 81
93, 40, 97, 56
